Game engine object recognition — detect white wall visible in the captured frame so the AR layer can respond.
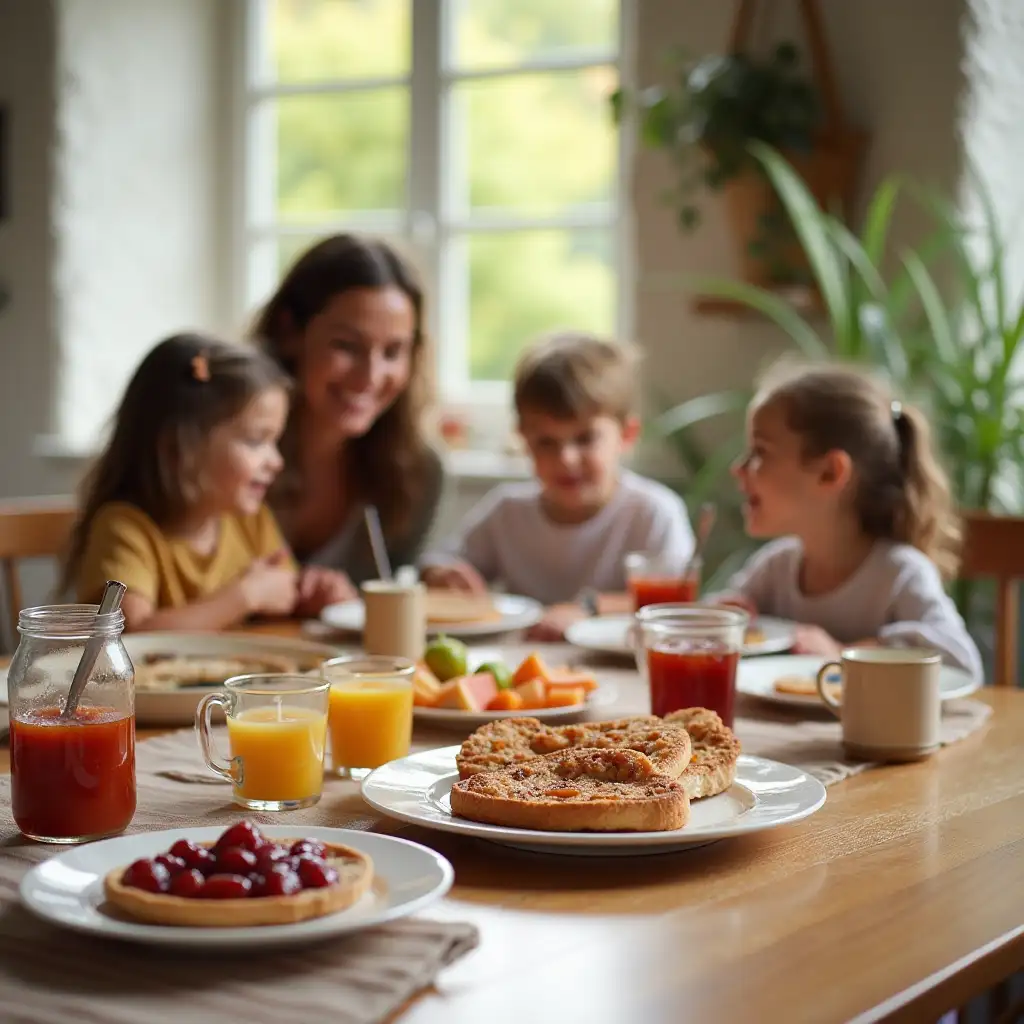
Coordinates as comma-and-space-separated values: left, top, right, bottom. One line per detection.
51, 0, 229, 449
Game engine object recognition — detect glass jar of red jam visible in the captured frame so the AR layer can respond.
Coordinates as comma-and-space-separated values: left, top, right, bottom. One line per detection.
634, 604, 749, 728
8, 604, 136, 843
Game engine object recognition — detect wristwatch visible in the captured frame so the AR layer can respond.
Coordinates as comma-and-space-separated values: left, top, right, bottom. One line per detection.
577, 587, 599, 617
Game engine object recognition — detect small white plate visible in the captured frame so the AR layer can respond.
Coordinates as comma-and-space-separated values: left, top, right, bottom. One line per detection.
737, 653, 981, 708
0, 633, 341, 727
361, 746, 826, 856
19, 825, 453, 948
321, 594, 544, 639
565, 615, 796, 659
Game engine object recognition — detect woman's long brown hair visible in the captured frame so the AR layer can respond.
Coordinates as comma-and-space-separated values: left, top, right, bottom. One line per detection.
251, 234, 434, 544
60, 334, 289, 594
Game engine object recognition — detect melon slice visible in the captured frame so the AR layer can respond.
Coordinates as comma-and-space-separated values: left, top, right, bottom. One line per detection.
545, 669, 599, 693
513, 677, 547, 710
413, 664, 443, 707
512, 652, 550, 686
436, 673, 500, 712
544, 685, 586, 708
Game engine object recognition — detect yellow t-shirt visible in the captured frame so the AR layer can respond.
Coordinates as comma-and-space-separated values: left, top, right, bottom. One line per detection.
76, 501, 294, 608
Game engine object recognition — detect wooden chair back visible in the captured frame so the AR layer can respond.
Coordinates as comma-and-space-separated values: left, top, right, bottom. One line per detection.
0, 500, 78, 650
959, 510, 1024, 687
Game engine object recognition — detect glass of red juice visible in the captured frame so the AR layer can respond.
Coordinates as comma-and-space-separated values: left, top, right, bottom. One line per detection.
625, 551, 702, 611
634, 604, 748, 727
8, 603, 136, 843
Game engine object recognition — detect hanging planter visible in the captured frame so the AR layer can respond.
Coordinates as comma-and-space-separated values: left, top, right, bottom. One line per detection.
614, 0, 867, 291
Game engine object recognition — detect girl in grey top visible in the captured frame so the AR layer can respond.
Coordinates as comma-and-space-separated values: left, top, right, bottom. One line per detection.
721, 362, 982, 682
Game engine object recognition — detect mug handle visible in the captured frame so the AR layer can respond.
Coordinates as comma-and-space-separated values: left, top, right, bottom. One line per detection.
816, 661, 843, 718
195, 692, 240, 785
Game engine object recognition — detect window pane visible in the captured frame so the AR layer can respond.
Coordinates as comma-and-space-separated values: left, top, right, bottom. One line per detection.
465, 229, 615, 381
272, 90, 408, 220
267, 0, 410, 83
449, 0, 617, 71
449, 70, 617, 217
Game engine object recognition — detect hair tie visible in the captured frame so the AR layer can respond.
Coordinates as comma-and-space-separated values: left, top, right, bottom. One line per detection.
890, 399, 904, 424
191, 353, 211, 382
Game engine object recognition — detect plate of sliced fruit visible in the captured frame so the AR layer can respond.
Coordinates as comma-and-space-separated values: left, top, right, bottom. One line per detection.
413, 637, 616, 728
20, 820, 454, 948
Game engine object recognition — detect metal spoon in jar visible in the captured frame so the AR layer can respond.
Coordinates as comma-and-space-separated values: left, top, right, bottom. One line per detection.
62, 580, 127, 720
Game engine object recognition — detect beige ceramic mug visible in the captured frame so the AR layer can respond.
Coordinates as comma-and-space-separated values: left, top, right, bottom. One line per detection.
816, 647, 942, 762
361, 580, 426, 662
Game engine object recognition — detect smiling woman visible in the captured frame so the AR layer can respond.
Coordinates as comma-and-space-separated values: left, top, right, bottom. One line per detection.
253, 235, 444, 586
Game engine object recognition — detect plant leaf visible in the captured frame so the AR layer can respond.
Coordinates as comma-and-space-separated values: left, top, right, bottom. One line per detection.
653, 389, 751, 437
686, 275, 828, 358
748, 141, 851, 345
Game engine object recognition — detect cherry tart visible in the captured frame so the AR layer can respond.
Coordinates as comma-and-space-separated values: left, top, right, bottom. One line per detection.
103, 821, 374, 928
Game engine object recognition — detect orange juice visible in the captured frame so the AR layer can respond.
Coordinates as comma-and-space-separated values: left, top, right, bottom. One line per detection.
226, 705, 327, 803
329, 679, 413, 772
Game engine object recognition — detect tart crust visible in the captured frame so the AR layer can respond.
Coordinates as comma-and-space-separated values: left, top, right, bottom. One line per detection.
103, 841, 374, 927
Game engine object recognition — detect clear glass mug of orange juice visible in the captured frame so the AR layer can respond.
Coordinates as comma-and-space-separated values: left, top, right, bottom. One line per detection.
321, 656, 414, 781
195, 674, 330, 810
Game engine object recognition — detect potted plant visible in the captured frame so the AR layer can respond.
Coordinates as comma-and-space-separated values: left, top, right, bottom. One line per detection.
613, 2, 864, 288
652, 142, 1024, 636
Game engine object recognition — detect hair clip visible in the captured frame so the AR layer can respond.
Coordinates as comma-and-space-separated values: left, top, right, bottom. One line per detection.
191, 353, 211, 382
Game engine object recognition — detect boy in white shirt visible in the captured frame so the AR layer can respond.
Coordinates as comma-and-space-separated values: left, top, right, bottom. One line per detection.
421, 332, 694, 638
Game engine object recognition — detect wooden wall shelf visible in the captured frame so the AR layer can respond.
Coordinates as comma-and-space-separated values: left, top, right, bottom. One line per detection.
690, 285, 823, 318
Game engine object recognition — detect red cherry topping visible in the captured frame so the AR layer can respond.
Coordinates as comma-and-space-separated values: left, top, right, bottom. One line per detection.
154, 854, 187, 876
215, 846, 257, 875
169, 841, 216, 874
121, 859, 171, 894
290, 839, 327, 859
214, 821, 264, 853
169, 839, 199, 860
168, 868, 206, 898
254, 844, 289, 870
200, 874, 252, 899
297, 857, 338, 889
258, 869, 302, 897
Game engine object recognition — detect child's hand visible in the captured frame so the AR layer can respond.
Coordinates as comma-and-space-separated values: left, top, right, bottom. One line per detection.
241, 554, 298, 616
526, 603, 586, 643
421, 561, 488, 595
791, 624, 842, 657
294, 566, 357, 617
716, 595, 758, 618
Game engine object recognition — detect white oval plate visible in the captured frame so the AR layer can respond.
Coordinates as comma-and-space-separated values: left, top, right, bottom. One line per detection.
320, 594, 544, 639
0, 633, 340, 726
414, 683, 618, 730
565, 614, 796, 659
737, 653, 981, 708
20, 825, 453, 948
362, 746, 826, 856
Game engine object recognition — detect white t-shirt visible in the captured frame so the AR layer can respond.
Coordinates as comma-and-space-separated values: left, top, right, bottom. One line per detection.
723, 537, 983, 681
423, 470, 695, 606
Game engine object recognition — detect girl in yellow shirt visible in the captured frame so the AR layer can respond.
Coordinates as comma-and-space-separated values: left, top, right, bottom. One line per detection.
61, 334, 352, 630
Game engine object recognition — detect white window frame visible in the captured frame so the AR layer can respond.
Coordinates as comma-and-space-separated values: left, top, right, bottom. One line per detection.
235, 0, 635, 411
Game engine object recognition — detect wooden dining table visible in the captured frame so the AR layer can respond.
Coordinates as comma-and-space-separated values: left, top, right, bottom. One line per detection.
2, 619, 1023, 1023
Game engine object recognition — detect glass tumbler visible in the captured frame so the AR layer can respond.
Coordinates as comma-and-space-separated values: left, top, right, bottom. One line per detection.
634, 604, 748, 727
321, 655, 415, 780
625, 551, 703, 611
